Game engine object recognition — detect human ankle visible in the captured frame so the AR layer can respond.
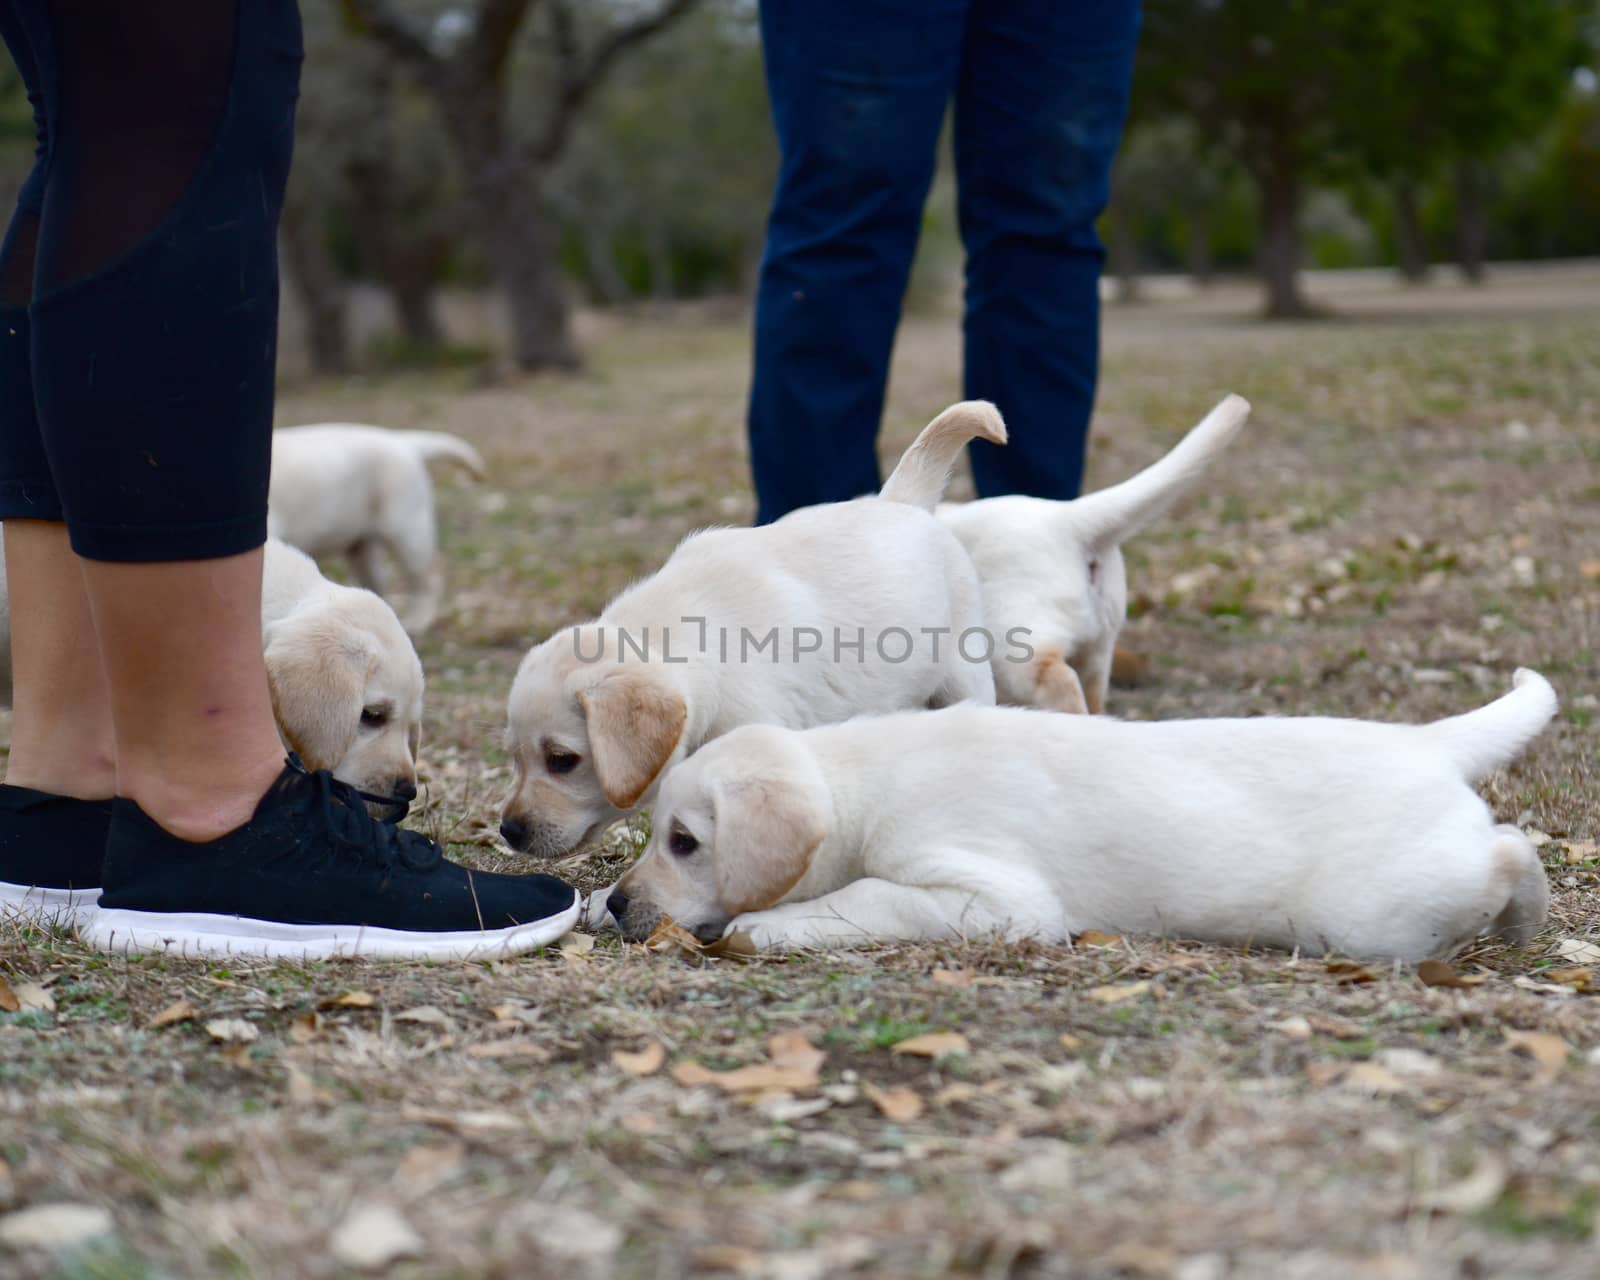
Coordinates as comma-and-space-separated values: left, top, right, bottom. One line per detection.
4, 745, 117, 801
119, 748, 286, 843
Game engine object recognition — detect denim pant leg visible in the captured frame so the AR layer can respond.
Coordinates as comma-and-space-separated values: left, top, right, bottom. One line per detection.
747, 0, 968, 524
956, 0, 1140, 499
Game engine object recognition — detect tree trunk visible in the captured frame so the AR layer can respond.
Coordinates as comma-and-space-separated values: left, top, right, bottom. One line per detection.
279, 197, 350, 375
467, 157, 579, 371
1391, 176, 1429, 283
1454, 159, 1492, 284
1107, 208, 1141, 303
1254, 138, 1311, 319
1185, 207, 1214, 288
391, 267, 444, 347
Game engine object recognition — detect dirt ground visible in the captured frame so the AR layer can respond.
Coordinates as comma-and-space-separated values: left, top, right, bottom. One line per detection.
2, 265, 1598, 1279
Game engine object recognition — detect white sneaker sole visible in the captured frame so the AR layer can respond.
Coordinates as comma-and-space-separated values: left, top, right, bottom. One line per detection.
80, 889, 582, 961
0, 881, 100, 927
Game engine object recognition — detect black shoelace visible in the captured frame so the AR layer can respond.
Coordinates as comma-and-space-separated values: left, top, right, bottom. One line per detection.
285, 756, 441, 874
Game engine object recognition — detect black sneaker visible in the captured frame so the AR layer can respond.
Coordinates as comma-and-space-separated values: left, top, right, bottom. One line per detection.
0, 784, 112, 926
82, 758, 580, 960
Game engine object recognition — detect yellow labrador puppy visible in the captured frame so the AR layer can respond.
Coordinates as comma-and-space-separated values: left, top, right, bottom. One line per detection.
938, 394, 1250, 713
0, 534, 423, 812
609, 671, 1556, 962
261, 539, 424, 812
501, 402, 1008, 860
269, 423, 485, 636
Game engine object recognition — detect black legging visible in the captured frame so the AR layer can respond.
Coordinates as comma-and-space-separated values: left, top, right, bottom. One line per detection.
0, 0, 300, 561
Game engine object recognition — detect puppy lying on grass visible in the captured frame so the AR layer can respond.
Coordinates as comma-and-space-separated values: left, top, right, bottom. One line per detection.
938, 394, 1250, 713
269, 423, 485, 636
606, 670, 1556, 961
500, 401, 1007, 860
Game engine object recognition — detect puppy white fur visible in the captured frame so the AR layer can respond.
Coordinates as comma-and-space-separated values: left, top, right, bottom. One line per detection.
938, 394, 1250, 713
261, 539, 425, 808
502, 402, 1008, 860
269, 423, 485, 635
0, 533, 423, 806
611, 671, 1556, 961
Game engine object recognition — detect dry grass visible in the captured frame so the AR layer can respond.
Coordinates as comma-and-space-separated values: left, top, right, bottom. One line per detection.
3, 265, 1598, 1279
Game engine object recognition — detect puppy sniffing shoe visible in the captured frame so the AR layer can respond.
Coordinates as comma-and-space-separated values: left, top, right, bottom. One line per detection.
83, 757, 579, 960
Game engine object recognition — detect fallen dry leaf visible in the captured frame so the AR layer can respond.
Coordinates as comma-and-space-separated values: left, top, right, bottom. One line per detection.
644, 917, 704, 956
1326, 960, 1381, 985
288, 1011, 323, 1043
1418, 1155, 1508, 1214
620, 1113, 661, 1136
394, 1005, 455, 1030
204, 1018, 259, 1044
1269, 1015, 1313, 1040
1545, 966, 1593, 992
149, 998, 198, 1029
1103, 1242, 1179, 1278
12, 982, 53, 1013
0, 1203, 114, 1250
0, 975, 19, 1013
465, 1039, 551, 1062
1059, 1033, 1085, 1052
861, 1081, 923, 1122
330, 1202, 423, 1270
392, 1141, 464, 1193
1341, 1062, 1407, 1094
1417, 960, 1487, 988
612, 1041, 667, 1077
767, 1031, 826, 1077
1503, 1028, 1570, 1083
694, 1244, 763, 1274
931, 968, 975, 988
1074, 929, 1125, 948
1579, 559, 1600, 581
1084, 980, 1150, 1005
1552, 938, 1600, 965
669, 1033, 826, 1096
670, 1060, 720, 1088
558, 930, 596, 958
321, 990, 375, 1010
1305, 1012, 1365, 1039
1511, 975, 1576, 997
1562, 840, 1599, 864
890, 1031, 970, 1058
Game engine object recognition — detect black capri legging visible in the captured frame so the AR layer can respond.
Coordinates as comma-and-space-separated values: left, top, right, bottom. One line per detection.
0, 0, 300, 562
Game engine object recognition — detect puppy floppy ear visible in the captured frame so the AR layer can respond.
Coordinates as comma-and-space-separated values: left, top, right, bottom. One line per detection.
712, 762, 831, 916
263, 622, 372, 772
578, 670, 687, 809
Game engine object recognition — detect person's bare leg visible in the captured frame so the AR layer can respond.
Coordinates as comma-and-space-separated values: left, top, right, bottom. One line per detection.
79, 548, 285, 843
4, 519, 115, 799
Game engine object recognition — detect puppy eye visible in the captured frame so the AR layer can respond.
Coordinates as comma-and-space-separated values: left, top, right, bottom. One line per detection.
668, 827, 698, 857
1087, 557, 1099, 584
545, 749, 581, 775
360, 706, 389, 728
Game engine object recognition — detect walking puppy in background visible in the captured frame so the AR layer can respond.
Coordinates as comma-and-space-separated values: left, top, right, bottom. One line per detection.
269, 423, 485, 636
607, 670, 1556, 961
939, 394, 1250, 713
500, 401, 1007, 861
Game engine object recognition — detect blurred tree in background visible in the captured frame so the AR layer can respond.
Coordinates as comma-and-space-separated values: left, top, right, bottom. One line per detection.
0, 0, 1591, 365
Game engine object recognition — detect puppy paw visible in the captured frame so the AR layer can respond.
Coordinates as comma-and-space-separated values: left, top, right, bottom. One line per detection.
726, 912, 787, 953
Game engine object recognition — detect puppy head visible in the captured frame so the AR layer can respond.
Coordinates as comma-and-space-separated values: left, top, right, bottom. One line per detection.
609, 725, 832, 943
500, 627, 687, 858
265, 589, 424, 814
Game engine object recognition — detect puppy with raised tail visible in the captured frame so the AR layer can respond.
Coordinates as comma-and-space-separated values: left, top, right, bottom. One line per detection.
501, 402, 1008, 860
608, 670, 1556, 961
269, 423, 486, 636
938, 394, 1251, 713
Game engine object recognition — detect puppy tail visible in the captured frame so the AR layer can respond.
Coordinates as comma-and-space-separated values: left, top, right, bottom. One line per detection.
879, 401, 1007, 510
1423, 668, 1558, 782
1068, 394, 1250, 551
405, 431, 487, 481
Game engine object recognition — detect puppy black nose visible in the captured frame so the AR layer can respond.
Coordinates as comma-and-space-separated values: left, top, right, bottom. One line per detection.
606, 888, 630, 921
392, 779, 418, 802
500, 816, 530, 850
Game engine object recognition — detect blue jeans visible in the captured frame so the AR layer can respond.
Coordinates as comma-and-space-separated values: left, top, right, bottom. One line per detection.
747, 0, 1140, 523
